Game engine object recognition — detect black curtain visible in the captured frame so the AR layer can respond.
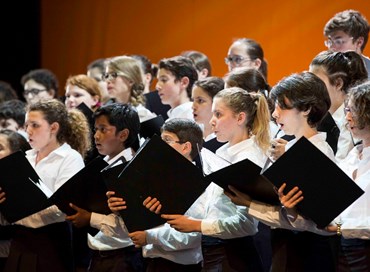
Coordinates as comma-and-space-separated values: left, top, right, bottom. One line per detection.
0, 0, 40, 99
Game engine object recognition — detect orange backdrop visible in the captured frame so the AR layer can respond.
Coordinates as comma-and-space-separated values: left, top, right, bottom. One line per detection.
40, 0, 370, 95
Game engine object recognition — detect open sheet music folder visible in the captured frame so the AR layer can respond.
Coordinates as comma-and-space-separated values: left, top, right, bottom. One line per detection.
139, 115, 165, 139
50, 156, 111, 215
202, 152, 280, 206
0, 152, 120, 224
0, 151, 51, 223
262, 136, 364, 228
200, 136, 364, 228
102, 134, 209, 232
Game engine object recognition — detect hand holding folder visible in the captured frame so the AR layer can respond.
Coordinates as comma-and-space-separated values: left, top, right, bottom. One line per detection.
0, 152, 114, 224
102, 135, 209, 232
262, 136, 364, 228
203, 136, 364, 228
50, 156, 110, 215
204, 156, 280, 206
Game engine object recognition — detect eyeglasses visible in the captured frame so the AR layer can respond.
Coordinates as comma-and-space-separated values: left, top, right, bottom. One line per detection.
161, 137, 184, 145
344, 106, 358, 117
324, 37, 353, 48
23, 88, 47, 96
224, 55, 251, 65
344, 106, 357, 114
101, 72, 125, 81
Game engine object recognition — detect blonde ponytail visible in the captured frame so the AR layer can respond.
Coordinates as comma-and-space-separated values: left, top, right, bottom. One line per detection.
251, 93, 271, 153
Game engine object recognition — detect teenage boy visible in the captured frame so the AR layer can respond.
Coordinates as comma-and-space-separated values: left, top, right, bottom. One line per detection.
109, 118, 262, 271
66, 103, 145, 272
324, 9, 370, 77
156, 56, 198, 120
21, 68, 59, 105
109, 118, 204, 271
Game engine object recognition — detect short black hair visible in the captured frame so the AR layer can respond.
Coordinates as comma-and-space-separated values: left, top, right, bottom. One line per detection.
94, 103, 141, 151
0, 99, 27, 127
0, 129, 31, 154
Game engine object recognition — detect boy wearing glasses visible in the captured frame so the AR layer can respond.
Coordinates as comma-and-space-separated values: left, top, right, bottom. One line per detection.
21, 68, 59, 105
109, 118, 262, 271
109, 118, 204, 271
324, 9, 370, 78
155, 56, 198, 120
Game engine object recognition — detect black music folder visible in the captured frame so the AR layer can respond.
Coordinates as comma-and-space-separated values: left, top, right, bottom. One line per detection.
262, 136, 364, 228
204, 157, 280, 206
0, 151, 51, 223
139, 115, 165, 139
202, 137, 226, 153
317, 112, 340, 154
50, 156, 110, 215
101, 160, 128, 185
103, 134, 209, 232
77, 102, 94, 123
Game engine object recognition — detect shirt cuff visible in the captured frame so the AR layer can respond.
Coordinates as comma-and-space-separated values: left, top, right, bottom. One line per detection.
90, 212, 107, 229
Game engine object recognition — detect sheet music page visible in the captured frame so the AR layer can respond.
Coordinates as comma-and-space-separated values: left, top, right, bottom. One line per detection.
200, 148, 231, 175
30, 178, 53, 198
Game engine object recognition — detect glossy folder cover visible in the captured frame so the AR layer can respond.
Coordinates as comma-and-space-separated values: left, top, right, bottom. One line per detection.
0, 151, 51, 223
139, 115, 165, 139
204, 157, 280, 206
50, 156, 110, 215
263, 136, 364, 228
103, 135, 208, 231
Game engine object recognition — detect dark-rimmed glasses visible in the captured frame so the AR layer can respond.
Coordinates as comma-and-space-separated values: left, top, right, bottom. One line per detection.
161, 137, 184, 145
24, 88, 47, 96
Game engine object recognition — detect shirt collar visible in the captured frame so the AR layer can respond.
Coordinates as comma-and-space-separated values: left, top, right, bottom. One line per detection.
104, 147, 134, 165
26, 142, 71, 160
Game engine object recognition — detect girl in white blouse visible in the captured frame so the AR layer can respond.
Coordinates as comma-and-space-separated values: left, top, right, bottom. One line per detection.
161, 87, 271, 271
0, 99, 90, 272
103, 56, 156, 123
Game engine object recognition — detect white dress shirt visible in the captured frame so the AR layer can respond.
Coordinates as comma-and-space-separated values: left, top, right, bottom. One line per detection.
333, 104, 355, 161
15, 143, 84, 228
135, 104, 157, 123
337, 145, 370, 239
166, 102, 193, 120
144, 220, 203, 265
188, 140, 263, 239
216, 136, 268, 167
288, 144, 370, 238
88, 148, 135, 251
